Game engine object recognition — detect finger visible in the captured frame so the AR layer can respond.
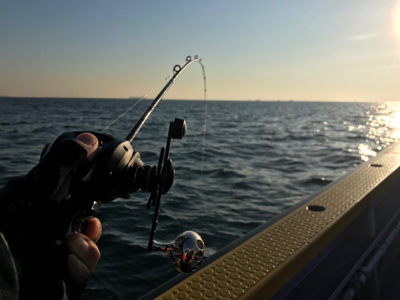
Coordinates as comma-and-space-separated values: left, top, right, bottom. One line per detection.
65, 233, 100, 272
74, 133, 99, 161
82, 217, 102, 243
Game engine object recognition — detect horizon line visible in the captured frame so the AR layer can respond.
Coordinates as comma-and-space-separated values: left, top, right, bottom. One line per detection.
0, 96, 390, 103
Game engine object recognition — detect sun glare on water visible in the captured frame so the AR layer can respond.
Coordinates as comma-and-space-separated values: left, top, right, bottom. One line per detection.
385, 103, 400, 140
357, 103, 400, 162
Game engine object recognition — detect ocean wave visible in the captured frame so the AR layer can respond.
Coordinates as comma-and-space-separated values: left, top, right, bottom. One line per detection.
1, 99, 399, 299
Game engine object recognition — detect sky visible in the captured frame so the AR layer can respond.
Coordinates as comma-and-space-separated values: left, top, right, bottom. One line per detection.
0, 0, 399, 101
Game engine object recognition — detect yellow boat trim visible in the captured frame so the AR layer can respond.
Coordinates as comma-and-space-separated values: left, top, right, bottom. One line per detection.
155, 142, 400, 300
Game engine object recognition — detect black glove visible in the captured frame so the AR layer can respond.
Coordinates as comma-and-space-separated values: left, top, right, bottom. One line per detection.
0, 138, 96, 300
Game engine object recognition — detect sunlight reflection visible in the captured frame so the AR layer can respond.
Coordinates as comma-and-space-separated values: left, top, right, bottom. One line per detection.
358, 144, 376, 162
357, 102, 400, 161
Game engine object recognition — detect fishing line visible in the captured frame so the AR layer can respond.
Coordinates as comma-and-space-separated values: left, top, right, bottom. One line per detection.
101, 71, 174, 133
101, 56, 207, 179
101, 91, 153, 133
199, 60, 207, 180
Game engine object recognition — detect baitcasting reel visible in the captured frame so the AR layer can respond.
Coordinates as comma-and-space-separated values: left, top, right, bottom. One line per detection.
41, 117, 204, 273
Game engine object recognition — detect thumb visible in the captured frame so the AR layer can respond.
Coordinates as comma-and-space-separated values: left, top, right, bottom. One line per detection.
74, 133, 99, 161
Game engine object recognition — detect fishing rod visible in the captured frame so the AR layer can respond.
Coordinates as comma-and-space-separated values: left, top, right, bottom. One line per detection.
126, 55, 204, 142
41, 55, 206, 273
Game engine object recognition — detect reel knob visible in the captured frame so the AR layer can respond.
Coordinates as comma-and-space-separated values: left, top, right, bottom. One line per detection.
170, 231, 205, 273
171, 118, 186, 140
152, 231, 205, 273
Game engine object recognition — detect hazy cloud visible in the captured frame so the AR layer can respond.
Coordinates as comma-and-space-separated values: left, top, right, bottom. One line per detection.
349, 33, 378, 41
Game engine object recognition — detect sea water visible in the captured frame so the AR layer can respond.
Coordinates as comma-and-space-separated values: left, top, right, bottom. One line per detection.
1, 98, 399, 299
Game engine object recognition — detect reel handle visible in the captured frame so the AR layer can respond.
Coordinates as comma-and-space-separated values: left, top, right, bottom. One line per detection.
147, 118, 185, 249
146, 119, 205, 272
